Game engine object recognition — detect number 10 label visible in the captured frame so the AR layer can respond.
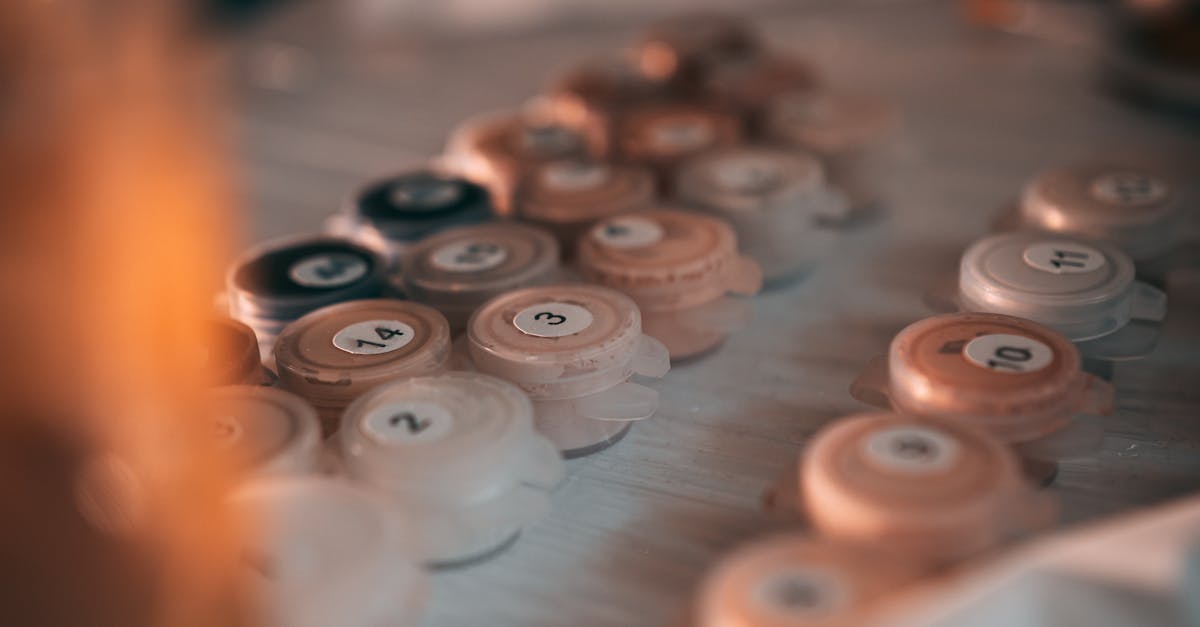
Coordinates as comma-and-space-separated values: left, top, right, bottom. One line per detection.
963, 333, 1053, 374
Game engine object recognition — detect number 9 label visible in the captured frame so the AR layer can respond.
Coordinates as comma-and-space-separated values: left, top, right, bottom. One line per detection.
963, 333, 1053, 374
513, 302, 594, 338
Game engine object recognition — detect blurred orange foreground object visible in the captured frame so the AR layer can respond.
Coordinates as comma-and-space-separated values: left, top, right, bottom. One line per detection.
0, 2, 248, 626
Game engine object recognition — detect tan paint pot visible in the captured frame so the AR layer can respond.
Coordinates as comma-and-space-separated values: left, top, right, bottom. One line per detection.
274, 299, 451, 432
693, 534, 924, 627
576, 209, 762, 360
205, 385, 321, 476
617, 102, 742, 193
799, 412, 1047, 566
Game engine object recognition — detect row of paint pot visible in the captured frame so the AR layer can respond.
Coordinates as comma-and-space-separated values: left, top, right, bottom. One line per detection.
684, 313, 1114, 625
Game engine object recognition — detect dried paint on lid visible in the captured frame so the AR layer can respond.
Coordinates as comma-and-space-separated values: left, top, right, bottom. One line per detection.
695, 534, 922, 627
273, 299, 451, 403
467, 285, 643, 383
577, 209, 747, 308
888, 313, 1081, 430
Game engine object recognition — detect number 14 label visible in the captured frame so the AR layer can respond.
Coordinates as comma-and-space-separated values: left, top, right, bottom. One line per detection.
332, 320, 416, 355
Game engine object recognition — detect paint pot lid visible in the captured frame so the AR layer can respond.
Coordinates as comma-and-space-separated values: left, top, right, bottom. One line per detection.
518, 159, 656, 224
675, 144, 828, 215
402, 223, 560, 307
766, 89, 898, 154
205, 386, 321, 475
273, 299, 451, 402
203, 318, 263, 386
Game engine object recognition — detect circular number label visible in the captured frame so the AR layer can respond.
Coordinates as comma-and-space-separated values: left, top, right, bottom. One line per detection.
362, 401, 454, 445
649, 119, 713, 152
430, 240, 508, 273
1089, 172, 1169, 208
520, 124, 579, 155
288, 253, 369, 288
862, 426, 960, 474
712, 154, 783, 195
541, 161, 610, 192
388, 179, 463, 212
332, 320, 415, 355
211, 415, 243, 449
513, 302, 594, 338
1021, 241, 1106, 275
592, 216, 664, 249
964, 333, 1053, 374
754, 568, 846, 618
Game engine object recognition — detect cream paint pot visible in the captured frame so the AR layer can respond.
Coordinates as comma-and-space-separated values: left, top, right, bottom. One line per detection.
338, 372, 563, 567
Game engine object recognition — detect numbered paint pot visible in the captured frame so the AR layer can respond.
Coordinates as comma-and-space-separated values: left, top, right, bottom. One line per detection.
954, 232, 1168, 361
340, 170, 493, 263
765, 89, 900, 214
691, 535, 924, 627
203, 318, 273, 386
515, 159, 656, 255
675, 145, 849, 285
338, 372, 563, 567
633, 12, 762, 87
617, 102, 742, 193
273, 299, 451, 432
227, 235, 388, 356
204, 386, 322, 476
849, 313, 1113, 481
1017, 163, 1185, 273
401, 223, 563, 334
576, 210, 763, 360
544, 56, 676, 157
796, 413, 1053, 565
704, 54, 818, 132
466, 284, 670, 456
230, 476, 428, 627
446, 109, 592, 216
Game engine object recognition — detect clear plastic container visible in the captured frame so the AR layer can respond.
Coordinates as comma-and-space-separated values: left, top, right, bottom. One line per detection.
575, 209, 763, 360
401, 222, 564, 334
465, 284, 670, 457
445, 109, 592, 216
675, 145, 849, 285
515, 158, 656, 255
1015, 162, 1186, 276
616, 102, 743, 193
691, 534, 925, 627
226, 235, 389, 358
788, 412, 1053, 566
230, 476, 428, 627
338, 170, 494, 264
273, 299, 451, 433
203, 317, 274, 386
204, 386, 322, 476
338, 372, 564, 567
850, 313, 1114, 483
764, 89, 901, 215
928, 232, 1169, 361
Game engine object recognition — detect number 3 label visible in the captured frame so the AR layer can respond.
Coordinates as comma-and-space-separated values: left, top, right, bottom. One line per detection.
963, 333, 1053, 374
513, 302, 594, 338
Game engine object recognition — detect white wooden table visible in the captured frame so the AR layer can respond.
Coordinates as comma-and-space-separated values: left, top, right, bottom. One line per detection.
231, 3, 1200, 625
